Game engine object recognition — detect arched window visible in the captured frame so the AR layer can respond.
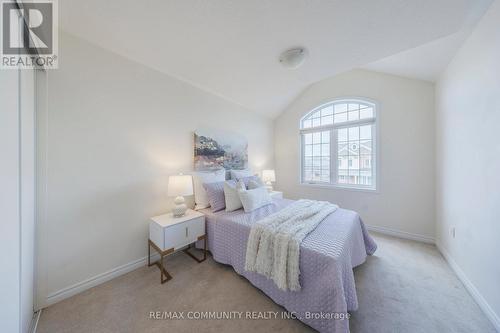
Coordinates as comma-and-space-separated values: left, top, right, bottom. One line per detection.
300, 99, 377, 190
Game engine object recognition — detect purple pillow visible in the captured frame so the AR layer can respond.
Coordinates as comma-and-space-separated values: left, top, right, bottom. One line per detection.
203, 180, 236, 212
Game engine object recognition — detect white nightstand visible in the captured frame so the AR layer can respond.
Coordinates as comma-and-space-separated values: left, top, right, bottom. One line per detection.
269, 191, 283, 199
148, 209, 206, 284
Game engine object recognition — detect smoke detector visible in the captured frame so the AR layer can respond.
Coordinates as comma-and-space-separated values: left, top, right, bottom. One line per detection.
279, 47, 308, 69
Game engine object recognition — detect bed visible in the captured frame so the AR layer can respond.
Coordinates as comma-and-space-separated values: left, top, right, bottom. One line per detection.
198, 198, 377, 333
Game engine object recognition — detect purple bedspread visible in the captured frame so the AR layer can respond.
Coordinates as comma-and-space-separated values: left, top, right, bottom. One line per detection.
198, 198, 377, 333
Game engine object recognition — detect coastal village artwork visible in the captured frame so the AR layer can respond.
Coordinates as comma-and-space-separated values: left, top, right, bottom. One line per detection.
194, 129, 248, 171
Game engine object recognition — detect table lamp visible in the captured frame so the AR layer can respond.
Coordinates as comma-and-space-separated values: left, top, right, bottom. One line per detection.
168, 174, 193, 217
262, 169, 276, 192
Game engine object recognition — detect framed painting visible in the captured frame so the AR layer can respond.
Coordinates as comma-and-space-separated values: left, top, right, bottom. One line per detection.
194, 129, 248, 171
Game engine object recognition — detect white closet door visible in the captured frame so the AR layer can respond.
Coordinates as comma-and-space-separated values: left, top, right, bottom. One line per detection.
0, 3, 38, 330
20, 68, 36, 333
0, 56, 37, 333
0, 64, 22, 333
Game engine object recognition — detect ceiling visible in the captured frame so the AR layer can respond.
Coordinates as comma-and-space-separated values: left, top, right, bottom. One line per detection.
362, 31, 471, 82
363, 0, 492, 82
59, 0, 493, 117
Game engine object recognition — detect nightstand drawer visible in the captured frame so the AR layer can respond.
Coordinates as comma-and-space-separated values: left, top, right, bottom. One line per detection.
269, 191, 283, 199
162, 215, 204, 250
163, 222, 189, 250
187, 216, 205, 242
150, 210, 206, 251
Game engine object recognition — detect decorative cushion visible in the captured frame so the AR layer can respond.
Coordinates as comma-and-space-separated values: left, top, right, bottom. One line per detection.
192, 169, 225, 210
240, 175, 263, 188
230, 169, 253, 180
238, 186, 273, 213
203, 181, 228, 212
246, 177, 265, 189
224, 180, 246, 212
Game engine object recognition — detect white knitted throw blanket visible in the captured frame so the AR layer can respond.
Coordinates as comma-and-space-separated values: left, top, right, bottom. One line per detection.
245, 199, 338, 291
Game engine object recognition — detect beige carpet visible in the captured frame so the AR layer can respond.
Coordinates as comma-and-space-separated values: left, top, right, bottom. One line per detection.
37, 233, 496, 333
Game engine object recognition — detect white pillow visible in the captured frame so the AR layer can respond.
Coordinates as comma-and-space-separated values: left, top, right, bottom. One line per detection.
247, 177, 264, 189
238, 186, 272, 213
230, 169, 253, 180
192, 169, 225, 210
224, 180, 246, 212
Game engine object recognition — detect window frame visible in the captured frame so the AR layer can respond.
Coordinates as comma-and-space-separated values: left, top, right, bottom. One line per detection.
299, 98, 379, 192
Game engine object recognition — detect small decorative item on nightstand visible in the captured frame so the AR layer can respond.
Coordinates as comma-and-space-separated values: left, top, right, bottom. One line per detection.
148, 209, 206, 284
262, 169, 276, 192
167, 174, 193, 217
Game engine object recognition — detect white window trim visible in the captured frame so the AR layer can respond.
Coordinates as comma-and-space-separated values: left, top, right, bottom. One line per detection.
299, 98, 380, 192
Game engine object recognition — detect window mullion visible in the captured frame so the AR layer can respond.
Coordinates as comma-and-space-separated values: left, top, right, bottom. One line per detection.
300, 133, 304, 183
331, 129, 337, 186
371, 123, 376, 189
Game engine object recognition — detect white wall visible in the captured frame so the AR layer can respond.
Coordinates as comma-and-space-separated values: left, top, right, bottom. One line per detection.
36, 32, 274, 307
436, 0, 500, 329
0, 68, 36, 332
274, 69, 435, 240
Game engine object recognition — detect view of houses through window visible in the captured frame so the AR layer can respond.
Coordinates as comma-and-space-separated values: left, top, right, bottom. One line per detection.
300, 100, 377, 190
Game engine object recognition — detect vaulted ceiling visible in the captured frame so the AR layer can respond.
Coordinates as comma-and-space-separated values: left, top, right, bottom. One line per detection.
60, 0, 493, 117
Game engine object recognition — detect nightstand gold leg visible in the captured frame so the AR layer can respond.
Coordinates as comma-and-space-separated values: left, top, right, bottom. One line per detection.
203, 234, 207, 261
183, 235, 207, 263
158, 253, 172, 284
148, 239, 173, 284
148, 240, 151, 266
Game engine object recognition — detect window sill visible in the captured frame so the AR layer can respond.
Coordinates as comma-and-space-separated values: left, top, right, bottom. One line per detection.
299, 182, 379, 193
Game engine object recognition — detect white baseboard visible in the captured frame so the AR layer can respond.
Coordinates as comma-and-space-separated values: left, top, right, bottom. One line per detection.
45, 253, 160, 307
436, 242, 500, 332
368, 225, 499, 331
366, 224, 435, 244
30, 310, 41, 333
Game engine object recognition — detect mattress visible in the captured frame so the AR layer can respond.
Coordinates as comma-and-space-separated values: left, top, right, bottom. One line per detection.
198, 198, 377, 333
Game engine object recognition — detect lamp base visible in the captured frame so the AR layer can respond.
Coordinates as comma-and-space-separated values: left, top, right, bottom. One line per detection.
265, 181, 273, 193
172, 196, 187, 217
